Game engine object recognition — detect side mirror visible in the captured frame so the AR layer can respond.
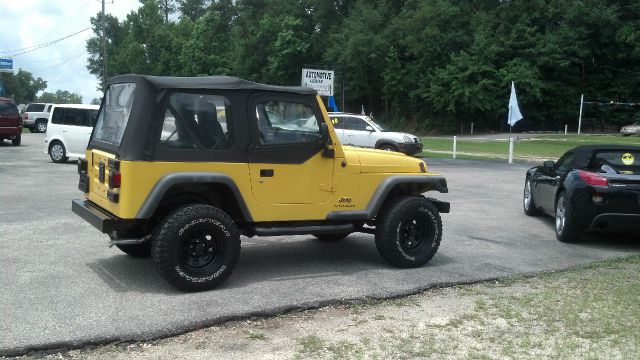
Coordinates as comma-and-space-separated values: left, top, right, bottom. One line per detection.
543, 160, 555, 168
365, 125, 374, 132
320, 123, 329, 144
319, 123, 334, 158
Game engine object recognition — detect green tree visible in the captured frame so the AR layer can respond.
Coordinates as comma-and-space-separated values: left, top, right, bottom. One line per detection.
158, 0, 177, 22
0, 69, 47, 104
37, 90, 83, 104
179, 0, 207, 21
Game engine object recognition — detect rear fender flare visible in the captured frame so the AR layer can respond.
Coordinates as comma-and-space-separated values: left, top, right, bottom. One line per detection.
135, 172, 253, 221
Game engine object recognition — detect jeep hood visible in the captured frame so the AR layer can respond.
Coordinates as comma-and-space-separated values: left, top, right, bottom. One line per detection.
343, 146, 425, 173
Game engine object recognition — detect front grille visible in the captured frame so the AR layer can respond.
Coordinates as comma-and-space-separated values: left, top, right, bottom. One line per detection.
98, 162, 105, 183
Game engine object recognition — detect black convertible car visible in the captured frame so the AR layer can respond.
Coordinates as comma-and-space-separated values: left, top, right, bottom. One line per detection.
523, 145, 640, 242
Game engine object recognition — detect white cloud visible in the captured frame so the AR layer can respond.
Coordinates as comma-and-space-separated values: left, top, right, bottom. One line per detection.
0, 0, 142, 103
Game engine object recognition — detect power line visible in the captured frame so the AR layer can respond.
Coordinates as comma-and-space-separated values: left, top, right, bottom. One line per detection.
37, 0, 93, 46
1, 27, 92, 57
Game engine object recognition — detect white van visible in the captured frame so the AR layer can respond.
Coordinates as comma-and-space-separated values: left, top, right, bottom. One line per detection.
44, 104, 99, 163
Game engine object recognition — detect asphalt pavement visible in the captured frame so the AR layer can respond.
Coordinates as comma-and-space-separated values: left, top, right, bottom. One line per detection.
1, 133, 638, 356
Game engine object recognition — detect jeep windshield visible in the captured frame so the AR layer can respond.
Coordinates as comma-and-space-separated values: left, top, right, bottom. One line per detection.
92, 83, 136, 146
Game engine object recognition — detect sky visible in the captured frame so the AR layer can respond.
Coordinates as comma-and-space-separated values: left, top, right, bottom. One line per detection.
1, 0, 142, 103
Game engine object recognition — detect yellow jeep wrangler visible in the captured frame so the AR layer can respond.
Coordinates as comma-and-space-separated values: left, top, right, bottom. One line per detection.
72, 75, 450, 292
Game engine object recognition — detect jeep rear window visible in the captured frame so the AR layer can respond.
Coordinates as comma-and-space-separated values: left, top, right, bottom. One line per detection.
25, 103, 45, 112
160, 93, 234, 150
93, 83, 136, 146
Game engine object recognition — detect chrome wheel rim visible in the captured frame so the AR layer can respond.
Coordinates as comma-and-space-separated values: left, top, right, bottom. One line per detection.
523, 180, 532, 209
51, 144, 64, 161
37, 122, 47, 132
555, 196, 565, 234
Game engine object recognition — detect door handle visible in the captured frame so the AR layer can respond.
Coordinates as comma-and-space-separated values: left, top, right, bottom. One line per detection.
260, 169, 274, 177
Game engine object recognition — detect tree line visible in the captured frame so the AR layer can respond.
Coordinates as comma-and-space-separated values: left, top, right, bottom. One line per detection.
86, 0, 640, 133
1, 70, 84, 105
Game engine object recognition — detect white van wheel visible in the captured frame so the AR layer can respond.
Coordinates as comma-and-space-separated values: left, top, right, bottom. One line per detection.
49, 142, 68, 163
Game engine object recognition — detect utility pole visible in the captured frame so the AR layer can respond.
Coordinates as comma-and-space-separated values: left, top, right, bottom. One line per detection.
102, 0, 108, 91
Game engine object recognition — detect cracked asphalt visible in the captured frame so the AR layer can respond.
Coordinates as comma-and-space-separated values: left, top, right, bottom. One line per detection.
1, 133, 638, 356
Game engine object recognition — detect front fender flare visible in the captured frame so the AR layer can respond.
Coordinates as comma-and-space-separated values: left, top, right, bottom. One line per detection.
326, 175, 449, 221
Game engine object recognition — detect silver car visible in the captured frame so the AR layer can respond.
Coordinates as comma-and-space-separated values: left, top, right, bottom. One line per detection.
620, 121, 640, 136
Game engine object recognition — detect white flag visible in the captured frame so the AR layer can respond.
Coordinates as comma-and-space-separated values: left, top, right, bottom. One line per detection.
508, 81, 523, 126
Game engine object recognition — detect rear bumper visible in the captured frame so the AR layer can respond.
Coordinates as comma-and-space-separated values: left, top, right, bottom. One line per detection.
588, 213, 640, 234
0, 126, 22, 136
72, 199, 118, 233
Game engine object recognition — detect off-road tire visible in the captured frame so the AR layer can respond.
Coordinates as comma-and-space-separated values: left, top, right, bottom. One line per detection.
523, 176, 541, 216
312, 232, 351, 241
49, 141, 68, 163
152, 204, 240, 292
11, 134, 21, 146
555, 191, 582, 243
115, 242, 152, 257
35, 119, 47, 133
375, 196, 442, 268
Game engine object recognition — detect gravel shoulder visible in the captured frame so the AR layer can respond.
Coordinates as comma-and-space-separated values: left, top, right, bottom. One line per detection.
13, 256, 640, 360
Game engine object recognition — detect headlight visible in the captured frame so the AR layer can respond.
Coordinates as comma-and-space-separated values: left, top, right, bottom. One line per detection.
403, 135, 412, 143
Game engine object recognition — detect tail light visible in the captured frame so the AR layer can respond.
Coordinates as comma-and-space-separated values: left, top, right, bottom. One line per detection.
578, 170, 608, 187
23, 113, 28, 120
107, 158, 121, 189
108, 171, 121, 189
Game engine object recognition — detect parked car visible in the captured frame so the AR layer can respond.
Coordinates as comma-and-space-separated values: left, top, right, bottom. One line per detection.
328, 112, 423, 155
23, 102, 55, 133
523, 145, 640, 242
71, 75, 450, 292
620, 121, 640, 136
44, 104, 99, 163
0, 97, 23, 146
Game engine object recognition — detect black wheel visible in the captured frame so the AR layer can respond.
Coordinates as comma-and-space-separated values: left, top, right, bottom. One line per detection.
11, 134, 21, 146
523, 176, 541, 216
555, 192, 583, 243
152, 204, 240, 292
49, 141, 68, 163
378, 144, 398, 152
375, 196, 442, 268
35, 119, 47, 133
115, 242, 152, 257
312, 232, 351, 241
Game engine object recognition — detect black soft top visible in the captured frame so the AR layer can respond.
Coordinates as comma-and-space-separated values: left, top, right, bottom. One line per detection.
567, 144, 640, 168
108, 74, 317, 95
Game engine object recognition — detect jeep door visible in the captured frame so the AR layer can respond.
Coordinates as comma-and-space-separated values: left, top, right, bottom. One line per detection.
248, 94, 334, 205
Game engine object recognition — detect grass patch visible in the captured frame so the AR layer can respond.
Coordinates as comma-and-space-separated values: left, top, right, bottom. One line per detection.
246, 331, 267, 341
420, 134, 640, 162
293, 256, 640, 359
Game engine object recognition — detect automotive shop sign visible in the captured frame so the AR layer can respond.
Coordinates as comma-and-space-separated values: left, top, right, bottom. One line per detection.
0, 58, 13, 73
301, 68, 334, 96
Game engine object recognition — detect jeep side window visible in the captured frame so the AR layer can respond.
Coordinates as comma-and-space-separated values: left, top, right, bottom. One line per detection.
161, 93, 233, 150
255, 100, 320, 145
